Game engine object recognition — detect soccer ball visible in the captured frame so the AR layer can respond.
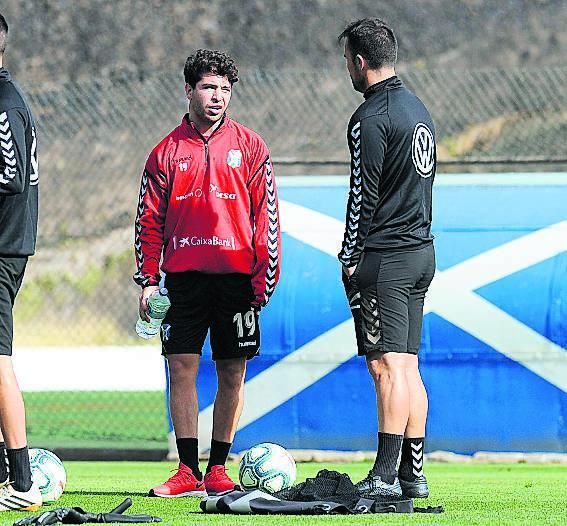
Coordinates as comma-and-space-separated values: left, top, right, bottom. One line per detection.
238, 442, 296, 494
28, 448, 66, 502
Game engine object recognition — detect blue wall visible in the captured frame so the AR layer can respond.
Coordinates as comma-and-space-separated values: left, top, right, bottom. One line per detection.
190, 174, 567, 454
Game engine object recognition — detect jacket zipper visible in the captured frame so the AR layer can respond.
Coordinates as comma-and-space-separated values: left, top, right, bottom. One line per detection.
195, 125, 222, 165
191, 117, 225, 192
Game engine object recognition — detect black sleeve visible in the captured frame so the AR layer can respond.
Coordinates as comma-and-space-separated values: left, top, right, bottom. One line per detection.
0, 108, 29, 195
338, 114, 388, 266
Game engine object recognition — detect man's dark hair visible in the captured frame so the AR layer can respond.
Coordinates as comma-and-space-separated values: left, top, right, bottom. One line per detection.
338, 18, 397, 69
184, 49, 239, 87
0, 13, 8, 55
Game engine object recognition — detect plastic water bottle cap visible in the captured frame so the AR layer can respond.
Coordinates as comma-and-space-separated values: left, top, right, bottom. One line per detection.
159, 287, 168, 296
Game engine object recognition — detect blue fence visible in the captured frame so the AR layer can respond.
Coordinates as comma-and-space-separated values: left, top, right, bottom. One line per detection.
188, 174, 567, 454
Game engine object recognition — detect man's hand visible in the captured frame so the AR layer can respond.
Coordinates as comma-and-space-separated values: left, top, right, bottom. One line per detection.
139, 285, 160, 321
344, 264, 357, 278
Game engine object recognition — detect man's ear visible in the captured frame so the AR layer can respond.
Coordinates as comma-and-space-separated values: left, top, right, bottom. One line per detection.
185, 83, 193, 100
356, 54, 367, 72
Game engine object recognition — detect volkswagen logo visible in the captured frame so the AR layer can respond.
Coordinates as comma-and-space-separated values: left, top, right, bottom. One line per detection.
411, 123, 435, 178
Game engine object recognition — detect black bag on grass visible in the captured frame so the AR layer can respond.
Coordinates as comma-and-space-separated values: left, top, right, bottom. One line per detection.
13, 498, 161, 525
201, 470, 422, 515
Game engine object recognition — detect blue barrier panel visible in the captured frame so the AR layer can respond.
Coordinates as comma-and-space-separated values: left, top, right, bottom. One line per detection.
188, 174, 567, 454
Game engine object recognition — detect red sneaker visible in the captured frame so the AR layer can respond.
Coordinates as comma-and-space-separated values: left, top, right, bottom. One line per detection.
204, 465, 240, 495
148, 463, 206, 498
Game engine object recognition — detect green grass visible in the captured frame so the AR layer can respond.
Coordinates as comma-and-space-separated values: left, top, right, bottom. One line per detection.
1, 462, 566, 525
24, 391, 167, 449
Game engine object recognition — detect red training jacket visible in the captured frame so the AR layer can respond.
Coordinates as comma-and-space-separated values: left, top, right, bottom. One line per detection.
134, 114, 280, 308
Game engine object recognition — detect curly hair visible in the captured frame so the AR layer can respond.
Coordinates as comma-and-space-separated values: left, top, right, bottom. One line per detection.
183, 49, 239, 87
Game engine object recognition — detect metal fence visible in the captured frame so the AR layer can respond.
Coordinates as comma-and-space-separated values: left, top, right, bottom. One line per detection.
27, 66, 567, 248
15, 66, 567, 452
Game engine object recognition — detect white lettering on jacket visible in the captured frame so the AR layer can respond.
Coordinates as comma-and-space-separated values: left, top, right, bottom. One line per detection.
173, 235, 236, 250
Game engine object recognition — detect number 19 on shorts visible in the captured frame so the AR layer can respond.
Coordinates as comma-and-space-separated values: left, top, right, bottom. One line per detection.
233, 309, 259, 352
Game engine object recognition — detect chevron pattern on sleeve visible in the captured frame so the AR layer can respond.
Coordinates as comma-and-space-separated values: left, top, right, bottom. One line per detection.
0, 111, 18, 185
262, 160, 279, 306
338, 121, 362, 265
133, 169, 151, 286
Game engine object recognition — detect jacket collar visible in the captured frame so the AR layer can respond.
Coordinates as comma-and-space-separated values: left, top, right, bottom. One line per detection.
363, 75, 402, 99
182, 113, 230, 141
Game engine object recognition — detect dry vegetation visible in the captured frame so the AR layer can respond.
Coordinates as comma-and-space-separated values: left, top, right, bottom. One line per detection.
1, 0, 565, 83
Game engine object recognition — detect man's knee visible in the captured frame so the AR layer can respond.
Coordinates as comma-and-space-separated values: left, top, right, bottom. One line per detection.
366, 352, 410, 381
0, 356, 16, 382
168, 355, 200, 385
216, 358, 246, 391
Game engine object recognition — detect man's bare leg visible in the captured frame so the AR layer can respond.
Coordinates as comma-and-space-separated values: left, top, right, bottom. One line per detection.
0, 357, 27, 448
359, 351, 408, 492
208, 357, 246, 471
168, 354, 201, 476
405, 356, 427, 437
0, 356, 33, 492
398, 355, 430, 497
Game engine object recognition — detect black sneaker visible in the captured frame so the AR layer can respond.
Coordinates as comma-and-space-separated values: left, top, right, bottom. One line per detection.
399, 475, 429, 498
355, 472, 402, 499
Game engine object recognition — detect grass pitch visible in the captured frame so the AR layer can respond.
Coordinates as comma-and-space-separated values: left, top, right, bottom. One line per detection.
24, 391, 167, 449
1, 461, 565, 525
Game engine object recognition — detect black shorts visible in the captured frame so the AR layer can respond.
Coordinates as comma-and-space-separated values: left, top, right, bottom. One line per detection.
0, 256, 28, 356
161, 271, 260, 360
343, 243, 435, 356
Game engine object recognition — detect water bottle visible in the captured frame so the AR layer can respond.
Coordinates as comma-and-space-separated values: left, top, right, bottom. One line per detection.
135, 288, 171, 339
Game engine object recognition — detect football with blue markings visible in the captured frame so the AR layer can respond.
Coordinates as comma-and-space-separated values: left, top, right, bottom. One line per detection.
29, 448, 67, 502
238, 442, 296, 493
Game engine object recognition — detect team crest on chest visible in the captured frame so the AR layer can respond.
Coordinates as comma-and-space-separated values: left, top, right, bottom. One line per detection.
227, 149, 242, 168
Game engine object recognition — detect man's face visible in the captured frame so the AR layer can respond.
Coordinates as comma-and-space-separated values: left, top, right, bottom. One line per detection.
186, 74, 232, 126
344, 41, 366, 93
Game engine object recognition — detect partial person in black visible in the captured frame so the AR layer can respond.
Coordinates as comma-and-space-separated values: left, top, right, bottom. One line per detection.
337, 18, 436, 500
0, 12, 42, 512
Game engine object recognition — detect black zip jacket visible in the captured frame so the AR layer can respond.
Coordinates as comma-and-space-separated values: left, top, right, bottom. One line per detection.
0, 67, 39, 256
338, 76, 435, 267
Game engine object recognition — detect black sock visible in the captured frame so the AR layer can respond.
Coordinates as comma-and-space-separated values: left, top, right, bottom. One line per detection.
371, 432, 403, 484
176, 438, 201, 479
7, 446, 32, 492
0, 443, 7, 482
207, 439, 231, 472
399, 437, 425, 481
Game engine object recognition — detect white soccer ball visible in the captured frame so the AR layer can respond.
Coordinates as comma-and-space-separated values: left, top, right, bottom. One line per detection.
238, 442, 296, 494
29, 448, 66, 503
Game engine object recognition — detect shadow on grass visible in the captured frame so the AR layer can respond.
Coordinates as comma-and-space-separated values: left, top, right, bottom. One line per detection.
64, 490, 149, 497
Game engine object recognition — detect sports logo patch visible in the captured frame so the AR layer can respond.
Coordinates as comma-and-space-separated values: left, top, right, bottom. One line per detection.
227, 149, 242, 168
161, 324, 171, 341
175, 156, 192, 172
411, 123, 435, 178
